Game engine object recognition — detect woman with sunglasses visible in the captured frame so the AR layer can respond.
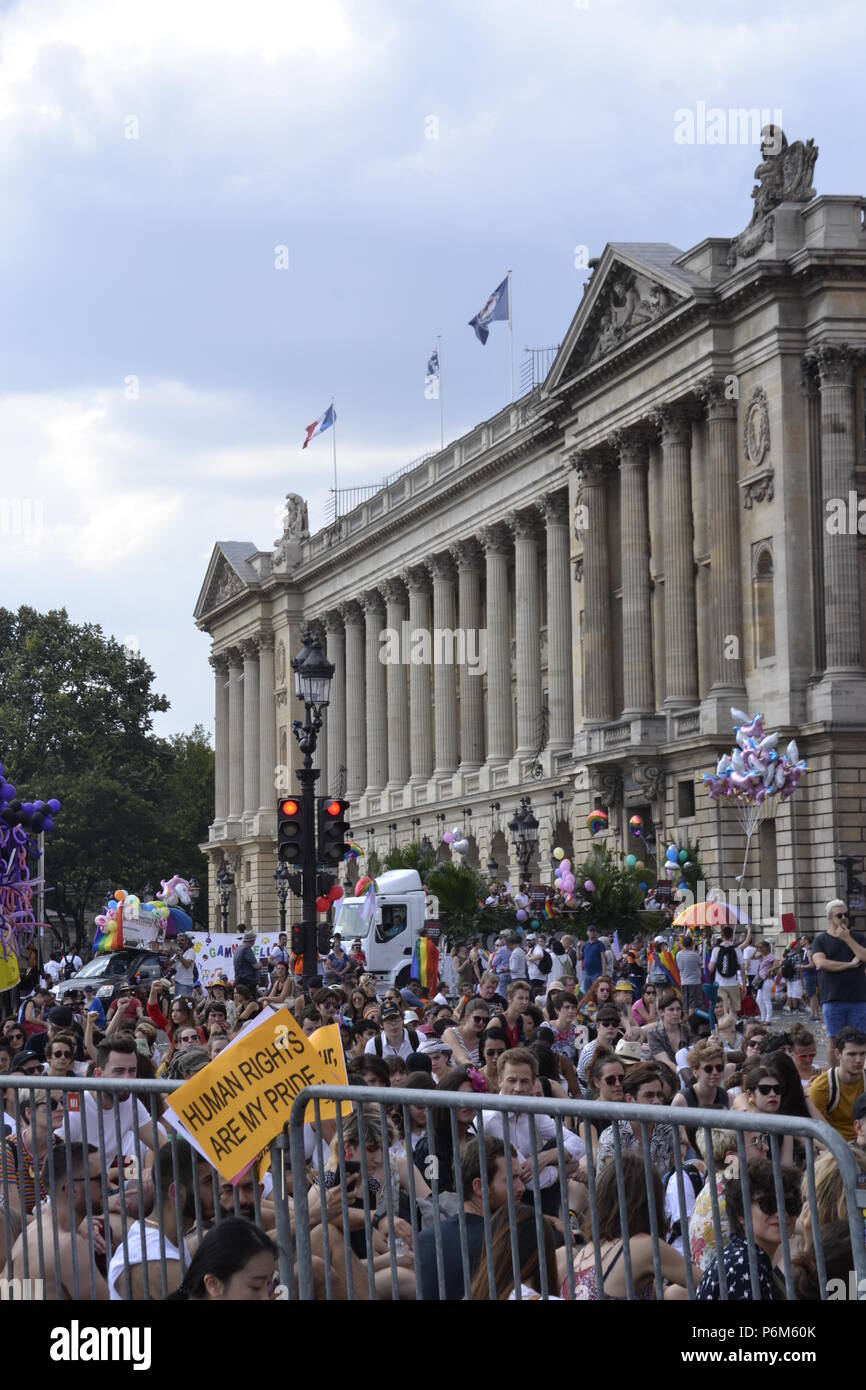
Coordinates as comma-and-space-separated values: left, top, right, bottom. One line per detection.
480, 1027, 508, 1093
576, 976, 614, 1029
441, 1001, 491, 1066
695, 1157, 799, 1300
733, 1060, 797, 1166
631, 982, 658, 1034
584, 1046, 627, 1147
3, 1023, 27, 1055
672, 1039, 729, 1155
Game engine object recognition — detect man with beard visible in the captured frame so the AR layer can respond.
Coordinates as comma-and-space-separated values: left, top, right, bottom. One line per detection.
55, 1035, 163, 1172
107, 1137, 195, 1298
1, 1143, 108, 1298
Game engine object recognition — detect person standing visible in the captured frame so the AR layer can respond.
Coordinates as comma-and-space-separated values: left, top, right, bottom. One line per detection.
579, 926, 604, 991
676, 936, 703, 1017
709, 927, 746, 1015
233, 931, 261, 993
810, 899, 866, 1052
508, 934, 528, 984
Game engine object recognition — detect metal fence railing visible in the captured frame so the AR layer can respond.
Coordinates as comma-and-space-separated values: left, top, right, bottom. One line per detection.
2, 1076, 865, 1301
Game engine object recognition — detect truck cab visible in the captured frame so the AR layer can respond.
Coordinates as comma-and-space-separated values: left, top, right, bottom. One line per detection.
333, 869, 427, 989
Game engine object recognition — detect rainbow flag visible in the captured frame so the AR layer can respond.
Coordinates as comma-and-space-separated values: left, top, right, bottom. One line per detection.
543, 898, 556, 921
652, 944, 681, 990
93, 908, 123, 954
411, 936, 439, 994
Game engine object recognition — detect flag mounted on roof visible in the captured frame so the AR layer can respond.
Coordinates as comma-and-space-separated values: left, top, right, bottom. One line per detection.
468, 275, 510, 345
302, 403, 336, 449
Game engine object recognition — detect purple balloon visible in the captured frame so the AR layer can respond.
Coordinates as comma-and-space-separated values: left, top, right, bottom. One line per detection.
47, 799, 61, 813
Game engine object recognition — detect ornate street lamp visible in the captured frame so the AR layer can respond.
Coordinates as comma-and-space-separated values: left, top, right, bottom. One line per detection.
216, 861, 235, 931
290, 630, 335, 975
273, 862, 290, 934
508, 797, 539, 876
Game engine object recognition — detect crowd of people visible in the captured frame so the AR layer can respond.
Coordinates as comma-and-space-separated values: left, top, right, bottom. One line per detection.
0, 895, 864, 1300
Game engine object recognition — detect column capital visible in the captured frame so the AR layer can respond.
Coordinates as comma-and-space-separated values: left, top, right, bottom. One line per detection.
695, 377, 738, 420
450, 537, 483, 572
571, 452, 611, 491
478, 522, 511, 556
535, 490, 569, 525
506, 508, 542, 542
209, 651, 229, 673
322, 608, 344, 634
338, 599, 364, 626
225, 645, 244, 666
380, 576, 407, 605
400, 564, 431, 594
651, 403, 693, 442
799, 354, 821, 397
254, 630, 274, 653
361, 588, 385, 616
240, 637, 260, 659
806, 342, 862, 387
426, 552, 456, 583
611, 427, 652, 466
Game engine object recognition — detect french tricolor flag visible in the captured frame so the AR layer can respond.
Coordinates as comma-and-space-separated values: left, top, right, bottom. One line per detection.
301, 403, 336, 449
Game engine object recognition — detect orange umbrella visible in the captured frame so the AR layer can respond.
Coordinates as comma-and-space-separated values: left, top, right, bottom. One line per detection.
673, 900, 746, 929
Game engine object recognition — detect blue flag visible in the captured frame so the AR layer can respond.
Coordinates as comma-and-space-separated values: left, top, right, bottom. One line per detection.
468, 276, 509, 345
426, 348, 439, 381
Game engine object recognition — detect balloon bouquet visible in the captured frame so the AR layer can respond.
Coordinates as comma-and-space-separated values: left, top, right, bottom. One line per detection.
0, 762, 62, 989
442, 825, 470, 856
701, 708, 808, 885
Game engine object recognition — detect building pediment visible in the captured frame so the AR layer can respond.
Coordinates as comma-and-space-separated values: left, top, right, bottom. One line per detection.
194, 542, 260, 622
545, 244, 699, 390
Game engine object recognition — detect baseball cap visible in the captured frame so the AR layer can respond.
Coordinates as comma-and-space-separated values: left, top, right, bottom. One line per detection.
380, 1003, 402, 1022
403, 1010, 420, 1024
11, 1049, 42, 1073
418, 1037, 452, 1056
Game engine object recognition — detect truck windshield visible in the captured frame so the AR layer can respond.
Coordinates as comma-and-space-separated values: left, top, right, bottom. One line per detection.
332, 899, 372, 940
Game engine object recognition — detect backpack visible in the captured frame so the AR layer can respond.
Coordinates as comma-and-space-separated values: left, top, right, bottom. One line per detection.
539, 950, 553, 975
826, 1067, 865, 1114
714, 944, 739, 979
374, 1028, 419, 1058
62, 956, 78, 981
781, 954, 798, 981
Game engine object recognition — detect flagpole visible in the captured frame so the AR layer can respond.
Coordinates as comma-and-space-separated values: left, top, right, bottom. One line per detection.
331, 397, 337, 520
437, 334, 444, 450
507, 268, 514, 403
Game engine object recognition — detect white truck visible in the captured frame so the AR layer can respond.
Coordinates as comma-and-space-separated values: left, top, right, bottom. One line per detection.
332, 869, 431, 989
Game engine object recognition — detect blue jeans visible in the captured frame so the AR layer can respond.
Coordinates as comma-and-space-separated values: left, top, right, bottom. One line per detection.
821, 1000, 866, 1036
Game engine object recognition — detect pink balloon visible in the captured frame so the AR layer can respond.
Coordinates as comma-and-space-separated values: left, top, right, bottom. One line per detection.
516, 909, 527, 922
584, 880, 595, 893
560, 859, 571, 873
442, 831, 455, 844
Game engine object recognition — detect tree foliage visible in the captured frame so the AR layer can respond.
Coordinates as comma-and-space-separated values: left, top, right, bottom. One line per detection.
574, 842, 646, 943
425, 862, 492, 946
383, 840, 437, 879
0, 607, 214, 947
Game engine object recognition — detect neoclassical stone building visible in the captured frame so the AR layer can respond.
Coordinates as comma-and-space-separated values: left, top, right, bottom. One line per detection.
195, 133, 866, 935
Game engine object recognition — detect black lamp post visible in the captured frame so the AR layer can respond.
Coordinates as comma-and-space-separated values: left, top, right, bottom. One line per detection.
508, 796, 539, 877
274, 862, 290, 934
216, 862, 234, 931
290, 629, 334, 977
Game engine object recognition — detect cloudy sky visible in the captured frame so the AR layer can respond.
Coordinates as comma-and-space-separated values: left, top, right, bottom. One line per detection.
0, 0, 861, 740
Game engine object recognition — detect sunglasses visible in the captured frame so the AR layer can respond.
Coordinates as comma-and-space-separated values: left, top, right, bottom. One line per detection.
754, 1192, 798, 1217
51, 1051, 73, 1060
471, 1016, 488, 1025
746, 1040, 762, 1048
702, 1064, 724, 1074
602, 1074, 625, 1085
756, 1083, 782, 1096
484, 1047, 506, 1057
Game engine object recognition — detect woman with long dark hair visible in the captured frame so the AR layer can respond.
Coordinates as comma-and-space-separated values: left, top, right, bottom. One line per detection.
469, 1205, 560, 1300
412, 1066, 484, 1191
169, 1218, 277, 1300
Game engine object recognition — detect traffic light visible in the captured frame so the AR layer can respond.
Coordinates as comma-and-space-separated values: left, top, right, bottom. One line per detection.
317, 922, 332, 954
278, 796, 305, 864
317, 797, 350, 866
291, 923, 304, 955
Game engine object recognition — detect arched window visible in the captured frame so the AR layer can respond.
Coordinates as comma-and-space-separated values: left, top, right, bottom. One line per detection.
753, 544, 776, 663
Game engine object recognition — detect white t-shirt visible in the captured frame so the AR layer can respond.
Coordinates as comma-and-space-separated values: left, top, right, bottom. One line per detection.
172, 950, 196, 987
107, 1221, 190, 1299
43, 960, 61, 984
742, 946, 759, 978
664, 1171, 698, 1253
55, 1092, 161, 1165
710, 945, 743, 985
527, 945, 548, 982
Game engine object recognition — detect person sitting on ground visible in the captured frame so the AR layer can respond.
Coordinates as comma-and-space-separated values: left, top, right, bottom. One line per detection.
576, 1004, 623, 1096
596, 1062, 675, 1176
418, 1136, 524, 1300
647, 990, 691, 1083
0, 1086, 61, 1221
0, 1142, 107, 1298
688, 1127, 770, 1273
170, 1218, 277, 1301
808, 1025, 866, 1141
789, 1024, 820, 1091
632, 982, 659, 1035
560, 1151, 700, 1300
672, 1038, 730, 1146
695, 1158, 799, 1301
107, 1138, 195, 1299
441, 1000, 490, 1066
471, 1203, 560, 1301
263, 961, 294, 1008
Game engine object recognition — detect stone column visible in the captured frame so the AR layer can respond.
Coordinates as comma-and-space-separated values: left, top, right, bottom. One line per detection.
479, 524, 513, 763
573, 454, 613, 723
427, 554, 459, 775
324, 612, 347, 798
647, 440, 666, 709
656, 407, 698, 705
402, 566, 433, 782
698, 382, 746, 697
227, 647, 244, 820
381, 579, 409, 788
362, 591, 388, 793
241, 641, 260, 816
257, 635, 276, 809
210, 653, 229, 821
450, 539, 484, 770
813, 345, 864, 672
616, 431, 654, 715
536, 492, 573, 748
341, 601, 366, 801
509, 510, 542, 754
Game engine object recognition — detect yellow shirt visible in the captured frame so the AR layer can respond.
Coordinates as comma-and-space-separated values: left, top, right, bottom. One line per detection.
809, 1069, 865, 1142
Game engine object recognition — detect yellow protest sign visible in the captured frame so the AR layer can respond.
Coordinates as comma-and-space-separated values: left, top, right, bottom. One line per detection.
165, 1008, 333, 1181
305, 1025, 352, 1124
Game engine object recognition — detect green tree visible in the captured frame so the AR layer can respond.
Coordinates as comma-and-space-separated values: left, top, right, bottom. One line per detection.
425, 862, 499, 946
0, 607, 213, 947
383, 840, 437, 880
574, 842, 646, 943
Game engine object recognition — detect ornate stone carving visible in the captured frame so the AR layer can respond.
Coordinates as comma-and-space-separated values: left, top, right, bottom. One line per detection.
399, 566, 430, 594
740, 469, 775, 509
339, 599, 364, 625
589, 767, 623, 808
612, 428, 652, 465
573, 555, 584, 584
651, 404, 692, 444
255, 631, 274, 653
380, 576, 408, 604
361, 588, 385, 614
743, 387, 770, 467
276, 641, 286, 685
632, 761, 665, 803
272, 492, 309, 570
535, 491, 569, 525
587, 269, 675, 364
449, 538, 483, 572
726, 128, 818, 266
209, 652, 229, 673
322, 609, 344, 634
477, 523, 511, 556
805, 342, 860, 387
208, 563, 244, 609
426, 552, 456, 583
506, 509, 542, 542
696, 376, 738, 419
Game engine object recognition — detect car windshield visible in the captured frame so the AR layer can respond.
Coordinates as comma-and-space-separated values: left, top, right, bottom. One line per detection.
72, 957, 114, 978
332, 900, 372, 940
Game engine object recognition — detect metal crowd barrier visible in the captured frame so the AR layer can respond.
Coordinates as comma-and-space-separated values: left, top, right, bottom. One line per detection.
2, 1075, 865, 1301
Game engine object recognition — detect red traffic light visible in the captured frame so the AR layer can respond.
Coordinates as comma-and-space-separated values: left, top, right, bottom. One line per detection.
324, 800, 342, 817
280, 799, 300, 816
